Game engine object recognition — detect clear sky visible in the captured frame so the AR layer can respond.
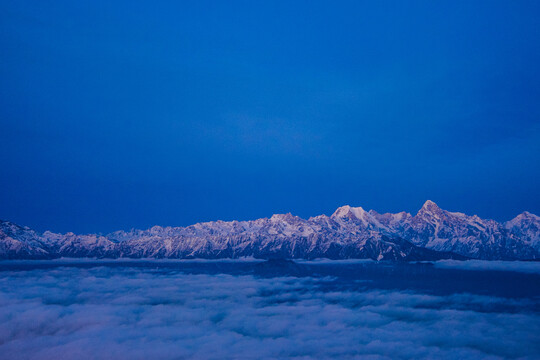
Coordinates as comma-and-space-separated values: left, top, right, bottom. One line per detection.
1, 1, 539, 233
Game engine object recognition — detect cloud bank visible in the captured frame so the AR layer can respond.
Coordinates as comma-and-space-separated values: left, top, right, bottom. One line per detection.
0, 266, 539, 359
432, 260, 540, 274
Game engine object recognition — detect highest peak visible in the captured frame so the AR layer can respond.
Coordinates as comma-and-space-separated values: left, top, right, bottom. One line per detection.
415, 200, 446, 219
422, 200, 438, 208
419, 200, 441, 212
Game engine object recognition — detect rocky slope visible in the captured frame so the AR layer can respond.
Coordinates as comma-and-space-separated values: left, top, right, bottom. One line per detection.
1, 201, 539, 261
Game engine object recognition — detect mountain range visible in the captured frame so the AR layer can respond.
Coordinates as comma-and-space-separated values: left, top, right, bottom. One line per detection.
1, 201, 539, 261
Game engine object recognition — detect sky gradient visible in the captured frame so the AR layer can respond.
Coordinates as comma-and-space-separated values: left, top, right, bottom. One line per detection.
1, 1, 539, 233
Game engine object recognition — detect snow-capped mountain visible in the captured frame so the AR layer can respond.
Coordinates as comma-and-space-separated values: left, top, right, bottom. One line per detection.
0, 221, 48, 259
1, 201, 539, 261
398, 201, 539, 260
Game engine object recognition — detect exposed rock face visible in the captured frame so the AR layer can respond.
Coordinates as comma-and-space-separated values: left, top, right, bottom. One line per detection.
1, 201, 539, 260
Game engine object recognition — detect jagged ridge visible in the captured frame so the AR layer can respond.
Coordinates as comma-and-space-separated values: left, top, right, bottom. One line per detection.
1, 201, 539, 261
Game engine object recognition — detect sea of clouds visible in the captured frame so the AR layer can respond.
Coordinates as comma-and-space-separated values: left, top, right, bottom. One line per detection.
0, 266, 539, 360
432, 259, 540, 274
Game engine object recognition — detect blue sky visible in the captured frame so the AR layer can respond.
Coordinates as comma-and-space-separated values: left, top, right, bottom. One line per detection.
1, 1, 539, 233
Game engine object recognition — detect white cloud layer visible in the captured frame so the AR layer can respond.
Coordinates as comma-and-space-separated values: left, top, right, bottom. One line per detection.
0, 266, 538, 359
432, 260, 540, 274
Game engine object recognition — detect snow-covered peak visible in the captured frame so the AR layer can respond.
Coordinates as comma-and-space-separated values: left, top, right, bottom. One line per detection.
330, 205, 393, 232
1, 204, 540, 261
505, 211, 540, 232
331, 205, 368, 220
507, 211, 540, 223
308, 214, 331, 222
0, 220, 42, 244
270, 213, 298, 223
149, 225, 164, 233
370, 211, 411, 228
418, 200, 441, 213
415, 201, 448, 222
504, 211, 540, 249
